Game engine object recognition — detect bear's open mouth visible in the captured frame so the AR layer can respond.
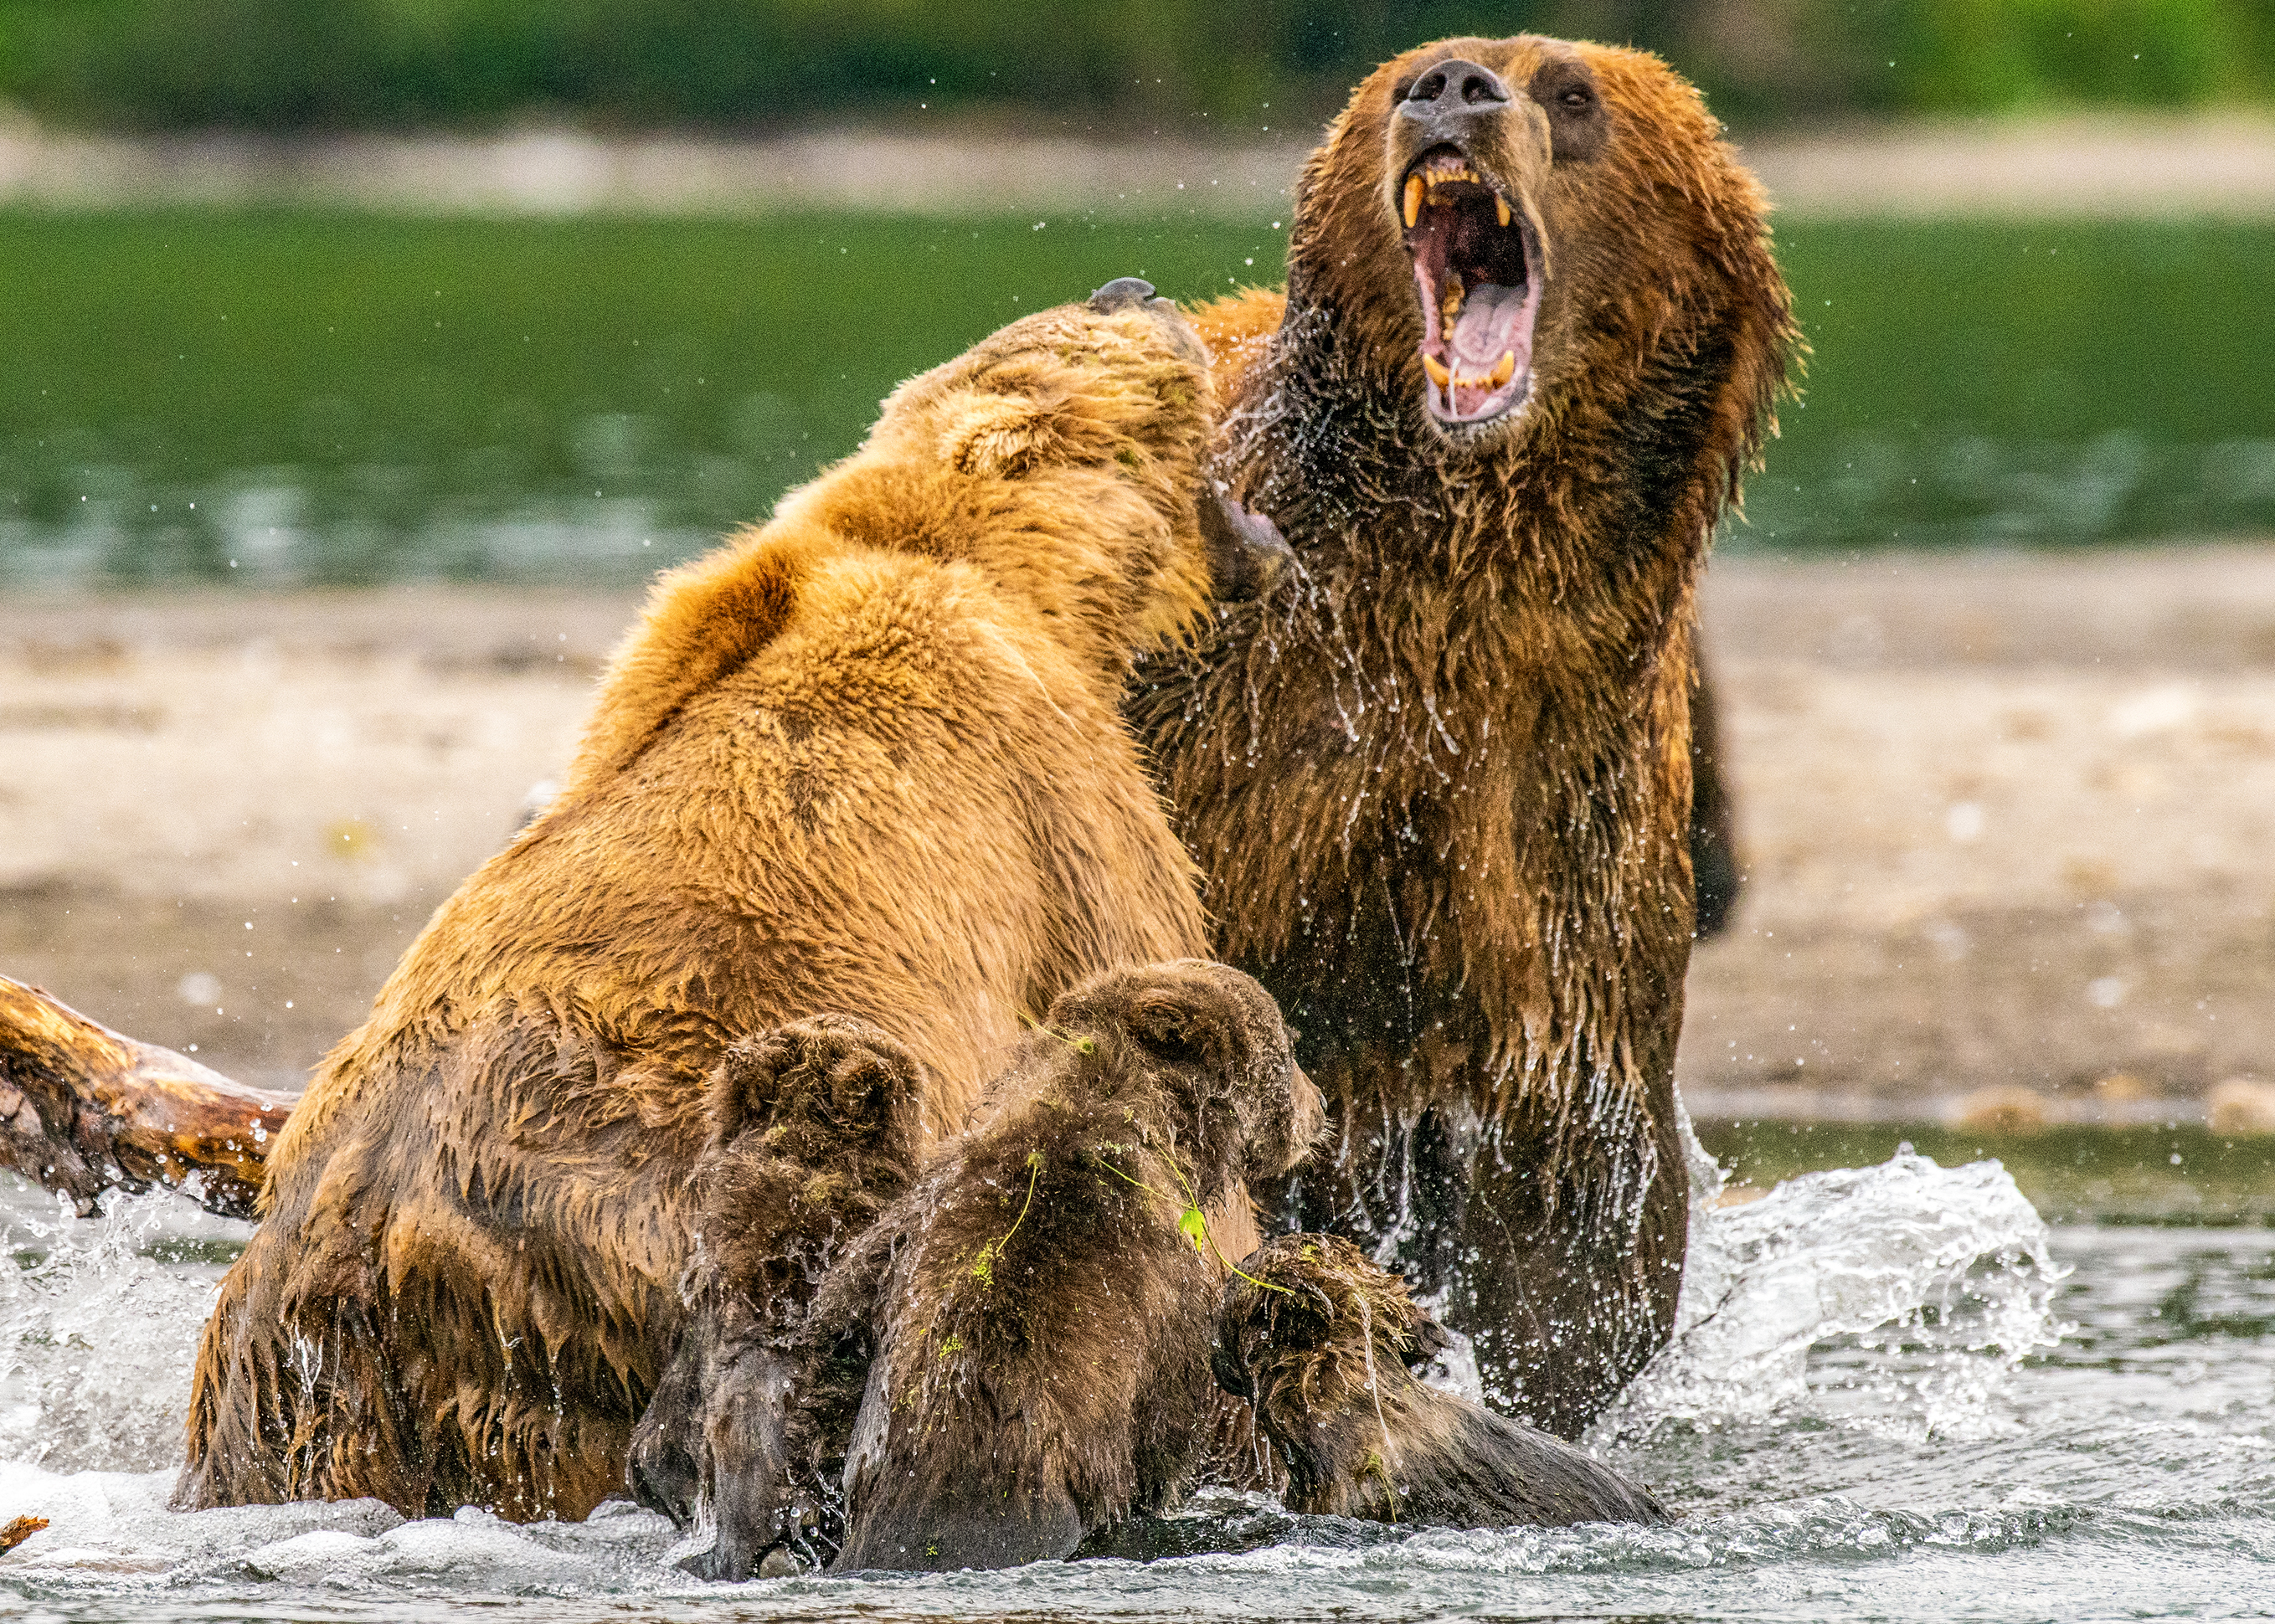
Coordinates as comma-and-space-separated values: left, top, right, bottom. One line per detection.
1400, 146, 1542, 427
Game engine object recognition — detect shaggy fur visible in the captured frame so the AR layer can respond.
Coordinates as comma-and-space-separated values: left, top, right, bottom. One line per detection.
626, 1016, 927, 1578
1134, 35, 1799, 1436
819, 961, 1322, 1573
177, 285, 1226, 1521
1213, 1234, 1664, 1527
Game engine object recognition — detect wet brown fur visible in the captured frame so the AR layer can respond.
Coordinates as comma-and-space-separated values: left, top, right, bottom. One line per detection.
625, 1016, 928, 1577
1136, 36, 1799, 1436
1213, 1234, 1665, 1527
820, 961, 1323, 1572
178, 295, 1225, 1522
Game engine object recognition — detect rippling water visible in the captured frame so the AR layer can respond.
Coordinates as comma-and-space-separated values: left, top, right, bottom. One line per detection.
0, 1140, 2267, 1623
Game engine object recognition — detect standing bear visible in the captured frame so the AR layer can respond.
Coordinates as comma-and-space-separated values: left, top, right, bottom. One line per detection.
1135, 35, 1799, 1436
170, 280, 1246, 1521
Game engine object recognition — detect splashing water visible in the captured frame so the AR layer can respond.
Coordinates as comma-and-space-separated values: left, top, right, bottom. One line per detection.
0, 1136, 2262, 1621
0, 1183, 237, 1473
1596, 1123, 2067, 1447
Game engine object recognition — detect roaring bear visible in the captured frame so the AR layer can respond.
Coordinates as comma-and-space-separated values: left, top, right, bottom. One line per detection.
809, 960, 1320, 1573
1135, 36, 1799, 1436
171, 281, 1239, 1521
1214, 1234, 1664, 1527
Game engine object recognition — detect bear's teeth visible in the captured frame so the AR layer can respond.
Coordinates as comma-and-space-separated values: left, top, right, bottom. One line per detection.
1403, 176, 1423, 229
1495, 194, 1512, 229
1439, 352, 1518, 393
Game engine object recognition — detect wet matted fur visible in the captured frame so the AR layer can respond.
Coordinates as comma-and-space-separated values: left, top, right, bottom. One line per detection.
818, 961, 1323, 1573
177, 286, 1226, 1520
1135, 35, 1799, 1435
626, 1015, 927, 1578
1213, 1235, 1664, 1527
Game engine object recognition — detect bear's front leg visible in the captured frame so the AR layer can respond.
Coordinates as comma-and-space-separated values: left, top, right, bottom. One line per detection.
1274, 1036, 1687, 1441
1450, 1087, 1690, 1441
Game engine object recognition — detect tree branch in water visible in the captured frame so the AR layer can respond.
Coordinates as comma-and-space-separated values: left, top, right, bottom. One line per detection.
0, 976, 295, 1220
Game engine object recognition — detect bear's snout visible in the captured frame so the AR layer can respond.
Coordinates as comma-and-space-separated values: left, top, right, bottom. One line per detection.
1089, 275, 1161, 312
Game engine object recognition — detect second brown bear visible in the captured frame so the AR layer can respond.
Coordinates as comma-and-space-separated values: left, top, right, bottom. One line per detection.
1213, 1234, 1665, 1528
814, 960, 1322, 1572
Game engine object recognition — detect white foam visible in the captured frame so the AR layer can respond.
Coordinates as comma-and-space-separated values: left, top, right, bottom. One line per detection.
0, 1182, 243, 1472
1598, 1146, 2065, 1442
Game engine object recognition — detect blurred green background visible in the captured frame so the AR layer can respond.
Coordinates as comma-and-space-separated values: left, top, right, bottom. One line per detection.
1, 3, 2270, 587
3, 210, 2270, 587
3, 0, 2270, 132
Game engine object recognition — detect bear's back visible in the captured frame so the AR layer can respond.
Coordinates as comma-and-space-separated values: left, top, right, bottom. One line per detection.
286, 538, 1205, 1178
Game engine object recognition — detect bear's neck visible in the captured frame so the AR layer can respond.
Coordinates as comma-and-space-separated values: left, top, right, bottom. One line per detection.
1228, 297, 1713, 643
1185, 293, 1712, 1102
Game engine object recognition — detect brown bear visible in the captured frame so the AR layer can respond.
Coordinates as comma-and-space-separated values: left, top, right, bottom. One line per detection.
625, 1014, 928, 1579
172, 280, 1245, 1522
1134, 35, 1799, 1437
1212, 1234, 1665, 1528
814, 960, 1321, 1573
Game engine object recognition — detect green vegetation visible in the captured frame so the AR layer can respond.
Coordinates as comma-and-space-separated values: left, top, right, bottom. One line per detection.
0, 208, 1288, 584
1698, 1118, 2275, 1225
1, 209, 2269, 586
1747, 217, 2275, 552
0, 0, 2267, 133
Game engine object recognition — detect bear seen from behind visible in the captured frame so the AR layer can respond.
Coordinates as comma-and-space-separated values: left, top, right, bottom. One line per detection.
177, 280, 1230, 1522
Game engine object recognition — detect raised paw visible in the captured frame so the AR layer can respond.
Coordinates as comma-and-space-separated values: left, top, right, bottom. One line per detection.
705, 1014, 929, 1162
1199, 491, 1297, 604
1088, 276, 1160, 312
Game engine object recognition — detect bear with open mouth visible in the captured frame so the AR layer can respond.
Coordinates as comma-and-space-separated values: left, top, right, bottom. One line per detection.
1136, 35, 1800, 1436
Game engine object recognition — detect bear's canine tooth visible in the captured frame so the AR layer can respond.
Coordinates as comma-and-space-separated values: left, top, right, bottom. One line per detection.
1488, 350, 1516, 388
1403, 175, 1423, 229
1495, 194, 1512, 229
1422, 354, 1452, 389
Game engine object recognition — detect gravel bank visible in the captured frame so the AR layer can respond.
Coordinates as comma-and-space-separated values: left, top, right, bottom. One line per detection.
5, 546, 2273, 1120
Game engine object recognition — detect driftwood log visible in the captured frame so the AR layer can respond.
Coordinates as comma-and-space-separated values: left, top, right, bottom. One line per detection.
0, 977, 293, 1220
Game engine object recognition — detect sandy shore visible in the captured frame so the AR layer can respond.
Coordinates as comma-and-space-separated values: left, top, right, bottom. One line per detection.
3, 114, 2272, 218
5, 545, 2273, 1119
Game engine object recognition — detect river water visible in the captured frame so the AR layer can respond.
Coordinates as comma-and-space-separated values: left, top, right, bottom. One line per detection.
0, 1138, 2267, 1623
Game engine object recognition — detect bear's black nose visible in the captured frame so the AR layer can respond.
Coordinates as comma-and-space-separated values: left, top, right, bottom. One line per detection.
1089, 277, 1159, 313
1397, 57, 1511, 141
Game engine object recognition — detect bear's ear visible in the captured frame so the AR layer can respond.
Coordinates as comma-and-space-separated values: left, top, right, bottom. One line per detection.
943, 387, 1069, 479
1126, 990, 1212, 1069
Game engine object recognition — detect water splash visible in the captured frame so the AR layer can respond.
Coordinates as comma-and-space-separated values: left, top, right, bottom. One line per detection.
0, 1182, 239, 1473
1598, 1134, 2066, 1445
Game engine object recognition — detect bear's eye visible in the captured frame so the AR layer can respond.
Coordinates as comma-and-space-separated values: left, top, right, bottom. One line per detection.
1560, 86, 1593, 110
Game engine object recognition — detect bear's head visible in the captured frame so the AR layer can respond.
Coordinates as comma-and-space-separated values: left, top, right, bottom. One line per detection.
1036, 958, 1324, 1200
1284, 34, 1793, 460
1210, 1232, 1444, 1416
790, 280, 1218, 669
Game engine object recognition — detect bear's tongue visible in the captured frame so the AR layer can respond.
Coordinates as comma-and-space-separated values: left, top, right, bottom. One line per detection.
1417, 269, 1537, 424
1404, 165, 1539, 425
